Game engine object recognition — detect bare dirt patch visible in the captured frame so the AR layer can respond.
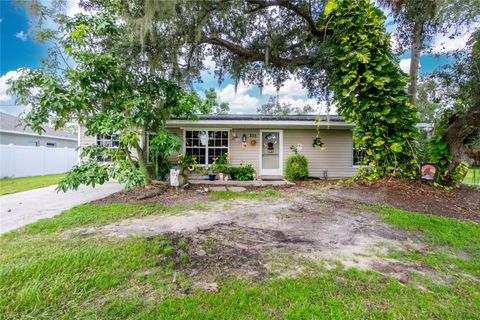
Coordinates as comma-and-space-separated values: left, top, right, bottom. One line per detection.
328, 178, 480, 221
67, 187, 431, 282
91, 184, 211, 205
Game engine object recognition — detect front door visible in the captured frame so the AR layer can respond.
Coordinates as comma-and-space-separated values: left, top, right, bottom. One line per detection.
260, 130, 283, 176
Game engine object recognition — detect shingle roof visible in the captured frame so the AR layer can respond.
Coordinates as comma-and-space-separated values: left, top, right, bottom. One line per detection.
0, 112, 77, 139
174, 114, 346, 122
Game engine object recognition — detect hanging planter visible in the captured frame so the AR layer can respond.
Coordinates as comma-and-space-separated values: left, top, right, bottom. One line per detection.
312, 136, 324, 148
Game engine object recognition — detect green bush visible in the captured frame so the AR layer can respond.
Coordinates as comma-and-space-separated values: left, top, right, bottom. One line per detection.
285, 146, 309, 181
229, 164, 256, 181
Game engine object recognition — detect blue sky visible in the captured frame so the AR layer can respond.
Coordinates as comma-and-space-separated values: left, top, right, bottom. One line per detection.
0, 0, 467, 116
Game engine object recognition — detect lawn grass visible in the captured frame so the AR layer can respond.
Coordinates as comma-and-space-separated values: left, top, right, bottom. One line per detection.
1, 234, 478, 319
367, 204, 480, 276
0, 173, 65, 196
464, 167, 480, 184
1, 201, 479, 318
209, 188, 283, 200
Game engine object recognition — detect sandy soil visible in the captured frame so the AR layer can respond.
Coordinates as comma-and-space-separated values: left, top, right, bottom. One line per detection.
64, 185, 431, 283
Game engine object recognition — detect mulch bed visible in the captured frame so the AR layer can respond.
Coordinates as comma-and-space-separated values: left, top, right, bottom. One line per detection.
91, 184, 211, 205
91, 177, 479, 222
337, 178, 480, 221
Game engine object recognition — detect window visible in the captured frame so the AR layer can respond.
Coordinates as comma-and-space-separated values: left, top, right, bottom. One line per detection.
184, 130, 229, 165
27, 141, 39, 147
353, 144, 366, 166
46, 142, 56, 148
96, 134, 119, 162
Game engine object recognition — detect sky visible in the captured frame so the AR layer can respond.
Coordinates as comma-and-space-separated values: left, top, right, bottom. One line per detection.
0, 0, 470, 117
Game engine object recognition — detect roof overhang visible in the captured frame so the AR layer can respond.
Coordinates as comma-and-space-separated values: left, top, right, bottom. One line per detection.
0, 129, 78, 141
166, 119, 355, 130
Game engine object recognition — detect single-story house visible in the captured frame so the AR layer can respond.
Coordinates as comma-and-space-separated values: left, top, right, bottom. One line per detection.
0, 112, 77, 148
80, 114, 361, 179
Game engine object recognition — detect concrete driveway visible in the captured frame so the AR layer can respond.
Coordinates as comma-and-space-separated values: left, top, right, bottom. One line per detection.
0, 181, 123, 234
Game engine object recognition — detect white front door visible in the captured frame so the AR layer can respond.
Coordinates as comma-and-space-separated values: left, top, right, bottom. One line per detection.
260, 130, 283, 176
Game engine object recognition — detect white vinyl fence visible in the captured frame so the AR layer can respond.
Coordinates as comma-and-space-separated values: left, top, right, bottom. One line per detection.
0, 144, 78, 178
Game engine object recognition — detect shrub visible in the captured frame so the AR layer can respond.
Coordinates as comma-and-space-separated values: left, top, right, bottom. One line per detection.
285, 146, 309, 181
230, 164, 256, 181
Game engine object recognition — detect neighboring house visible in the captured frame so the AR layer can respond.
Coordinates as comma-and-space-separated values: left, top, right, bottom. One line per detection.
0, 112, 77, 148
80, 114, 360, 179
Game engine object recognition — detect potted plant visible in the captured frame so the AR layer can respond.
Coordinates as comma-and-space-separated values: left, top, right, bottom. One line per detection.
212, 153, 230, 181
207, 165, 216, 181
176, 154, 198, 185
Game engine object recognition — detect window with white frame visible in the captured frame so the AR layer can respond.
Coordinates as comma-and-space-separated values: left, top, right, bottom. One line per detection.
185, 130, 229, 165
96, 134, 119, 162
353, 144, 366, 166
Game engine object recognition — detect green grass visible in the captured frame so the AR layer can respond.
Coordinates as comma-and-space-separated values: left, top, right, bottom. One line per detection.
209, 188, 283, 200
464, 167, 480, 184
1, 201, 479, 318
1, 234, 478, 319
0, 174, 65, 195
368, 204, 480, 276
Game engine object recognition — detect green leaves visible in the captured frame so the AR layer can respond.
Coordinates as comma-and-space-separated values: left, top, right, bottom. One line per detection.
321, 0, 419, 179
10, 7, 209, 191
390, 143, 403, 153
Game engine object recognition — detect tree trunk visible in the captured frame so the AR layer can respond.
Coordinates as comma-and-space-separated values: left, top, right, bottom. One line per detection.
444, 103, 480, 183
408, 20, 424, 105
136, 130, 153, 185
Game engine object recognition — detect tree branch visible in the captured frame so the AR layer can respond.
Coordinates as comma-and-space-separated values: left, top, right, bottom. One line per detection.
203, 35, 310, 67
246, 0, 324, 37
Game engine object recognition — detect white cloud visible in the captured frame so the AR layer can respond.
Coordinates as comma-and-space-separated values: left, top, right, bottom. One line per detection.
15, 31, 28, 42
66, 0, 85, 16
399, 58, 411, 73
217, 83, 259, 113
262, 78, 307, 97
399, 58, 421, 74
0, 70, 23, 102
431, 29, 474, 53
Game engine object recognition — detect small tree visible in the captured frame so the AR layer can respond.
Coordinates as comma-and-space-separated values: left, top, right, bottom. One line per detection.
257, 96, 314, 115
9, 9, 208, 191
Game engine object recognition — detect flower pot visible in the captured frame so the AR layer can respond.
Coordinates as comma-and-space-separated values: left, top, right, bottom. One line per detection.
218, 172, 224, 180
208, 174, 216, 181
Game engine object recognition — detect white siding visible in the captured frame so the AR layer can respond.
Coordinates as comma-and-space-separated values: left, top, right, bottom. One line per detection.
80, 126, 355, 178
283, 129, 355, 178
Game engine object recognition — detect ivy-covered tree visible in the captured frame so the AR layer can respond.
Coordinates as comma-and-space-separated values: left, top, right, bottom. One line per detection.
9, 9, 209, 190
320, 0, 419, 178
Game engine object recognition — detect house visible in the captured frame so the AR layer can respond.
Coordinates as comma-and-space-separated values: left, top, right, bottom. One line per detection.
0, 112, 77, 148
80, 114, 360, 179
